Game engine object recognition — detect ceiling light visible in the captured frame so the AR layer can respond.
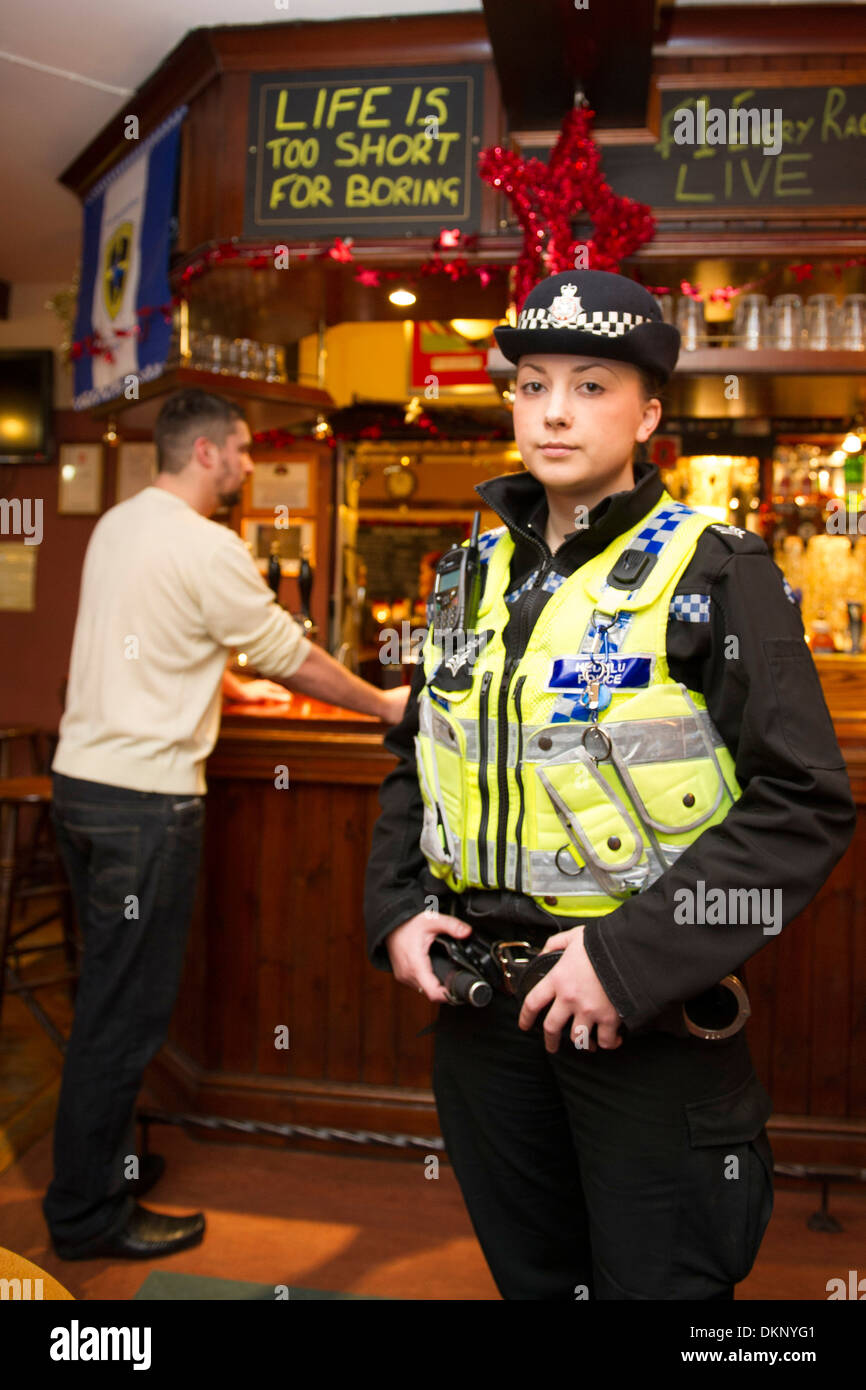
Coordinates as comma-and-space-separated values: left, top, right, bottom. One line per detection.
842, 432, 862, 453
449, 318, 500, 343
389, 289, 416, 307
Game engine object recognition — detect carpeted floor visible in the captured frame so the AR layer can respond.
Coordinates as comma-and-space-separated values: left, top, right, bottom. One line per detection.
0, 1116, 864, 1301
1, 921, 864, 1302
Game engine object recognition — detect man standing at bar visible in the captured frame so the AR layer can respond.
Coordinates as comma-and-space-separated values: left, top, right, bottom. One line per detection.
47, 388, 407, 1261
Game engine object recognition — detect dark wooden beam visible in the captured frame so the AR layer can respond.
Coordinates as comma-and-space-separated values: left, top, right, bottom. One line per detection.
481, 0, 657, 131
0, 281, 9, 320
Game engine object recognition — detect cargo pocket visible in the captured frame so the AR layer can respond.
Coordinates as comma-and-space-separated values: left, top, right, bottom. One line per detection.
533, 750, 643, 884
675, 1073, 774, 1291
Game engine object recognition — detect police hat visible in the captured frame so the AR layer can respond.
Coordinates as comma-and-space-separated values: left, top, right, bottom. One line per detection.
494, 270, 680, 382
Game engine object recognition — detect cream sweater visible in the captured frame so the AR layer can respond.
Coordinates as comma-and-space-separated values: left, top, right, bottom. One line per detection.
53, 485, 312, 793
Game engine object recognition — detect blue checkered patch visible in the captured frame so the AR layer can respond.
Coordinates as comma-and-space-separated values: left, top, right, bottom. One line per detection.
781, 577, 799, 606
476, 526, 507, 561
630, 502, 695, 556
505, 567, 567, 605
669, 592, 711, 623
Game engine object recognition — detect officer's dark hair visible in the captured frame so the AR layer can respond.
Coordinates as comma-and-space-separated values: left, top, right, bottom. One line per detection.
153, 389, 246, 474
634, 368, 667, 466
636, 366, 667, 406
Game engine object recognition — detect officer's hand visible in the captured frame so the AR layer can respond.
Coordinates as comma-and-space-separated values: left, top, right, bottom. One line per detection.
517, 926, 622, 1054
385, 910, 473, 1003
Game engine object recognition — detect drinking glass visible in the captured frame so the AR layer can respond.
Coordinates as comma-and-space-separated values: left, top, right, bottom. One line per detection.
804, 294, 839, 351
247, 341, 266, 380
209, 335, 229, 374
733, 294, 770, 350
652, 294, 674, 325
675, 295, 705, 351
771, 294, 804, 350
839, 294, 866, 351
264, 344, 287, 382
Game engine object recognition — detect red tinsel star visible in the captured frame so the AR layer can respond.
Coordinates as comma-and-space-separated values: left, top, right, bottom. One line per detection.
478, 105, 656, 307
325, 238, 354, 263
355, 268, 381, 287
436, 228, 462, 250
680, 280, 703, 301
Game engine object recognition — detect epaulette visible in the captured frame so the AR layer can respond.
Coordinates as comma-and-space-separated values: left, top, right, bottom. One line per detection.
703, 523, 769, 556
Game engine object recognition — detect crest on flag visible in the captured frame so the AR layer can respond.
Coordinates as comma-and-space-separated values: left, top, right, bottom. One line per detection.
103, 222, 133, 320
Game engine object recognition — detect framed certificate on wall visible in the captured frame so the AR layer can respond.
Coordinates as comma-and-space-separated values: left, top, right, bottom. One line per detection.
58, 444, 103, 514
116, 442, 158, 502
249, 460, 312, 514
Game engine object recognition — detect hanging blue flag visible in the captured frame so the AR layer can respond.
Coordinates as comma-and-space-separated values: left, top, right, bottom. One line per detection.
72, 107, 186, 409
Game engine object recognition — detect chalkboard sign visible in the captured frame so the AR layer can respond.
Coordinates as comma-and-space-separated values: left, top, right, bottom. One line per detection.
571, 85, 866, 211
245, 65, 484, 238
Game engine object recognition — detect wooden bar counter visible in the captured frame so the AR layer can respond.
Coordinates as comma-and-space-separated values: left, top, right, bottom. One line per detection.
146, 660, 866, 1166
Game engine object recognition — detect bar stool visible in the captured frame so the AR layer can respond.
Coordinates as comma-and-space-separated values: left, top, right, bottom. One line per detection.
0, 777, 79, 1051
0, 726, 42, 779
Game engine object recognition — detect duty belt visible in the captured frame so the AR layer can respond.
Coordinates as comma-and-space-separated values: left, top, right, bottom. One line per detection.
429, 925, 751, 1042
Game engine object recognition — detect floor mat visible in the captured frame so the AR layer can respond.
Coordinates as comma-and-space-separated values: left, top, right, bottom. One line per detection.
134, 1270, 387, 1300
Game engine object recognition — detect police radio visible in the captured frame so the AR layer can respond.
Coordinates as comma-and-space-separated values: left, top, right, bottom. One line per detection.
432, 512, 482, 643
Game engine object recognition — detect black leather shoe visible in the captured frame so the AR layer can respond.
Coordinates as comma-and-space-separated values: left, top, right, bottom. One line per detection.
127, 1153, 165, 1198
53, 1203, 205, 1261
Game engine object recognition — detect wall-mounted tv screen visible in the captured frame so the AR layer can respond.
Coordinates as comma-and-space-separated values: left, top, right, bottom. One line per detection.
0, 349, 54, 463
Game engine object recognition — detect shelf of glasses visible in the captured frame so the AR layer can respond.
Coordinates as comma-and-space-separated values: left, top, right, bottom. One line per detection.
674, 349, 866, 375
90, 365, 334, 419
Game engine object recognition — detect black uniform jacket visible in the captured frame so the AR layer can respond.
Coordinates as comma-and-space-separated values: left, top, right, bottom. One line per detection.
363, 459, 857, 1030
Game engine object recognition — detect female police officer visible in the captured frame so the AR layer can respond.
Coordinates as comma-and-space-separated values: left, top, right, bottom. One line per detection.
364, 270, 856, 1301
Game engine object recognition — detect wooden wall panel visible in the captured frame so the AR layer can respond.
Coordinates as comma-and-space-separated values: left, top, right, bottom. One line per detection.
147, 711, 866, 1166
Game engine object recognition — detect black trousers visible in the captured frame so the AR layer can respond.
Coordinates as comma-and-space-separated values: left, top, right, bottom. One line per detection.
44, 772, 204, 1245
432, 981, 774, 1301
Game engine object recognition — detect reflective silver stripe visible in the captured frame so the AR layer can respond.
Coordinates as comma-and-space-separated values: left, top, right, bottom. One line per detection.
504, 839, 519, 891
418, 702, 458, 865
465, 838, 480, 886
527, 850, 652, 897
524, 712, 725, 765
456, 719, 479, 762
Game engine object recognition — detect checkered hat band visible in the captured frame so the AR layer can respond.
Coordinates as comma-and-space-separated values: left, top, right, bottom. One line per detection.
670, 593, 711, 624
516, 307, 650, 338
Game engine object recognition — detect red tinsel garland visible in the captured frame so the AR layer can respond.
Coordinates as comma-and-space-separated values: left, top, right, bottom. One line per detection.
478, 105, 657, 307
642, 257, 866, 305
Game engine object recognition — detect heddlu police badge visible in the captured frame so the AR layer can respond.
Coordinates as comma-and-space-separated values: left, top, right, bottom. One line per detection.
547, 615, 655, 723
547, 283, 583, 327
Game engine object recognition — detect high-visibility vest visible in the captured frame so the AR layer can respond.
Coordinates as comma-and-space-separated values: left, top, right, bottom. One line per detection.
415, 492, 742, 919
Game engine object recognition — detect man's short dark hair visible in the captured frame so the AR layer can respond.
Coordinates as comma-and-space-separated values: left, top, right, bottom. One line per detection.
153, 390, 246, 474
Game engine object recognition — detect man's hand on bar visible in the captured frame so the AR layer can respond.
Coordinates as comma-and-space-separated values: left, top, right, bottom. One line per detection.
226, 676, 293, 704
282, 641, 411, 724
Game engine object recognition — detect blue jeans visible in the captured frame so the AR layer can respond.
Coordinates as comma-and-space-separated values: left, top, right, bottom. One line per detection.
44, 772, 204, 1245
